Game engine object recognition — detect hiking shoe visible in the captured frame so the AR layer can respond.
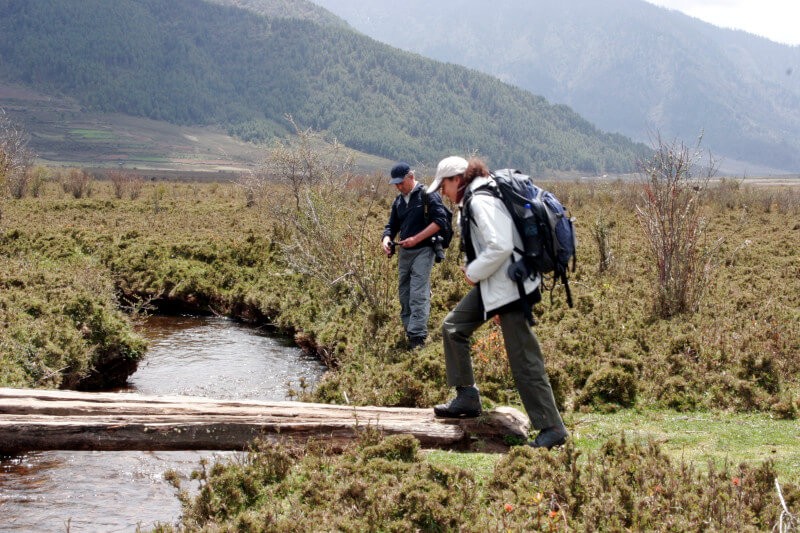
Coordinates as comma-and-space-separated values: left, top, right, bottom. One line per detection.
433, 385, 481, 418
408, 336, 426, 349
529, 425, 569, 449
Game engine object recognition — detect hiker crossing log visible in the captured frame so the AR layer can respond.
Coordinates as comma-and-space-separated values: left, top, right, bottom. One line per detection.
0, 388, 530, 454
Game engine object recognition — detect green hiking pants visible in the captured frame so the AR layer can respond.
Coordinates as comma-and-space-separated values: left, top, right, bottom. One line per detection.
441, 285, 564, 430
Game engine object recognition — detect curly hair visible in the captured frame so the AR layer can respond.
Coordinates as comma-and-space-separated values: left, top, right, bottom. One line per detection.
465, 157, 490, 182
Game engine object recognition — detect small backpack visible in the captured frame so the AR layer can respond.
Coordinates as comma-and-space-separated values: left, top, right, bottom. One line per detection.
474, 169, 577, 309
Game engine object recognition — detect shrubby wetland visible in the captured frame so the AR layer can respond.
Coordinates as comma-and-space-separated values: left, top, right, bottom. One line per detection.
1, 146, 799, 530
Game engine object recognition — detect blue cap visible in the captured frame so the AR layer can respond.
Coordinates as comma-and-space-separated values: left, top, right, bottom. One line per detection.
389, 162, 411, 184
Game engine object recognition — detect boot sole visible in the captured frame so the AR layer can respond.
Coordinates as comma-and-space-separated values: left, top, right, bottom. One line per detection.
528, 434, 568, 449
528, 439, 566, 449
433, 409, 482, 418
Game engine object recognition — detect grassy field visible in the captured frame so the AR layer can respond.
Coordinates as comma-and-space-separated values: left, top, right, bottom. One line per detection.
429, 407, 800, 482
1, 172, 798, 530
0, 82, 393, 174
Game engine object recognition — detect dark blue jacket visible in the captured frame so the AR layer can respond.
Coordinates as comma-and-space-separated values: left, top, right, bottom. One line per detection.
383, 184, 448, 250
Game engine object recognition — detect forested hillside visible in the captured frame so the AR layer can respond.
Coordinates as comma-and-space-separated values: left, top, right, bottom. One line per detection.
207, 0, 346, 26
313, 0, 800, 174
0, 0, 649, 173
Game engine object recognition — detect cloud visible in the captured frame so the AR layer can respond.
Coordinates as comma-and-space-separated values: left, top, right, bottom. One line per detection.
645, 0, 800, 45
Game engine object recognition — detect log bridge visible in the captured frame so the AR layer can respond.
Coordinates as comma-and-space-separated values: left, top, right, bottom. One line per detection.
0, 388, 530, 454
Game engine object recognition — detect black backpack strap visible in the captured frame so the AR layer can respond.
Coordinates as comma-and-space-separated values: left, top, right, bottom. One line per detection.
468, 184, 538, 325
461, 184, 497, 257
460, 190, 477, 264
542, 268, 573, 309
562, 272, 573, 308
516, 255, 536, 326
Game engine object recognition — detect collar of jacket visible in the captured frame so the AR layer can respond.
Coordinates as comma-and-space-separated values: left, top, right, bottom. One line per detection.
400, 182, 424, 203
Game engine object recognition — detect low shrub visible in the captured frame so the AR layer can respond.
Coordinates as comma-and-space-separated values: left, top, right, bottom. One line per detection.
575, 364, 638, 412
0, 251, 146, 388
1, 178, 798, 412
157, 433, 799, 532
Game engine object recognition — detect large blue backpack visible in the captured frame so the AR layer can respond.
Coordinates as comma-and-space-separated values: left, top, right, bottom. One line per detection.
477, 169, 577, 310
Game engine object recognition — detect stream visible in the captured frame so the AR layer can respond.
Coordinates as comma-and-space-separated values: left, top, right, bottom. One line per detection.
0, 315, 327, 532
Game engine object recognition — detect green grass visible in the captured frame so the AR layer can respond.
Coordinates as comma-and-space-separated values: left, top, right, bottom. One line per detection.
570, 409, 800, 483
423, 449, 500, 484
425, 409, 800, 486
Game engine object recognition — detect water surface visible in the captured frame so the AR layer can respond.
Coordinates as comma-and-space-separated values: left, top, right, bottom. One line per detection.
0, 315, 327, 532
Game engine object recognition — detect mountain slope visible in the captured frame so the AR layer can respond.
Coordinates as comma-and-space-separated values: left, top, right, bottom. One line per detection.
206, 0, 346, 26
0, 0, 648, 173
311, 0, 800, 173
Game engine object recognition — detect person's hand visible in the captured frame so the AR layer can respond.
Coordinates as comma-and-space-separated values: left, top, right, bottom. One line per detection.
460, 266, 475, 286
381, 236, 393, 256
398, 235, 418, 248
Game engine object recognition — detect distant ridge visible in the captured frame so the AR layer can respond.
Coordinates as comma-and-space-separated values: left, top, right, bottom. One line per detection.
312, 0, 800, 174
0, 0, 648, 173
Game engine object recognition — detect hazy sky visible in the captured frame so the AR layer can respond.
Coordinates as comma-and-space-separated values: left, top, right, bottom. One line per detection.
645, 0, 800, 45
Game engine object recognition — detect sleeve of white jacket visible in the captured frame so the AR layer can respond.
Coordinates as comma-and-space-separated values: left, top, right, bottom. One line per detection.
464, 195, 515, 283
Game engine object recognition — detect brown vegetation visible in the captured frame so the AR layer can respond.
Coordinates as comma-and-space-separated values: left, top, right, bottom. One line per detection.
1, 171, 798, 413
1, 167, 798, 529
156, 432, 798, 531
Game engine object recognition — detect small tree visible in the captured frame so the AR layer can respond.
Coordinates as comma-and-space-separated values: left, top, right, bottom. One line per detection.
635, 135, 716, 318
280, 175, 395, 327
255, 120, 394, 331
27, 165, 50, 198
591, 216, 615, 274
255, 115, 355, 210
0, 109, 34, 203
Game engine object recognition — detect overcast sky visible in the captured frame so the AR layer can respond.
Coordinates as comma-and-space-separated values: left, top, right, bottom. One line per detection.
645, 0, 800, 45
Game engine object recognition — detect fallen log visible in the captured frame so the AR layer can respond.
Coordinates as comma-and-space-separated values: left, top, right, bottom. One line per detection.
0, 388, 530, 454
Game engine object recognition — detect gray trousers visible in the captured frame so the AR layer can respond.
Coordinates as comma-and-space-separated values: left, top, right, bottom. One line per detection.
398, 246, 435, 339
442, 286, 563, 430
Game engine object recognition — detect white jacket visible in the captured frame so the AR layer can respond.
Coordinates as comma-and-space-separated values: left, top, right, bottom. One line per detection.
462, 176, 541, 315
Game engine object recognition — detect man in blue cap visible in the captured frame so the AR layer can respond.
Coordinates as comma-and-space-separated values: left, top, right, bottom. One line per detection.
382, 162, 449, 349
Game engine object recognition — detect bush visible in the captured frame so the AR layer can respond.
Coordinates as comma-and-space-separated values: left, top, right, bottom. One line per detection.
770, 395, 797, 420
0, 252, 146, 389
576, 364, 638, 411
108, 170, 144, 200
166, 434, 478, 532
591, 215, 616, 273
657, 375, 703, 410
159, 434, 799, 532
60, 168, 93, 198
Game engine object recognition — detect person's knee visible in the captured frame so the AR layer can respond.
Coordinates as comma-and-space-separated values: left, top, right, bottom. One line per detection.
409, 295, 430, 311
442, 312, 463, 340
409, 291, 431, 306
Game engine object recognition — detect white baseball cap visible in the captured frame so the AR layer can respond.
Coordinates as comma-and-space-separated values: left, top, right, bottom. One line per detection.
427, 156, 468, 194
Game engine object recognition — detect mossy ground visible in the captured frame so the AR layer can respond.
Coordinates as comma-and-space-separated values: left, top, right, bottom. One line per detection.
1, 175, 798, 529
